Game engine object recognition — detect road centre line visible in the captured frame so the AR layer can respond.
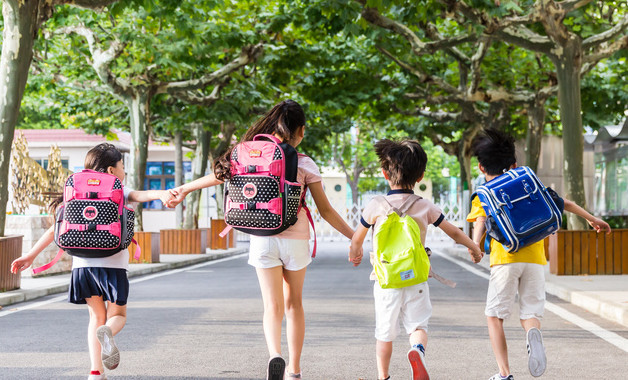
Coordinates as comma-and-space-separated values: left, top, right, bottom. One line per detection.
0, 253, 247, 318
434, 251, 628, 353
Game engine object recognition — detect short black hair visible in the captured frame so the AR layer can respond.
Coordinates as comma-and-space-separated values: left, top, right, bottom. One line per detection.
472, 129, 517, 176
374, 139, 427, 189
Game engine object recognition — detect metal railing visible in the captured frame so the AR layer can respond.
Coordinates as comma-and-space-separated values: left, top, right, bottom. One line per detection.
236, 196, 466, 243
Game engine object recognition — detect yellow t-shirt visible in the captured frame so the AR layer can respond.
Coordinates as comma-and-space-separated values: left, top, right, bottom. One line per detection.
467, 196, 547, 267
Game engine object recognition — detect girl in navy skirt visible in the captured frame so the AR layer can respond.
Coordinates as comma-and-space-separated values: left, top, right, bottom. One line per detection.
11, 143, 173, 380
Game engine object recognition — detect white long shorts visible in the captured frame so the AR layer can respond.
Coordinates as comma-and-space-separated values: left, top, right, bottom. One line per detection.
248, 236, 312, 271
485, 262, 546, 320
373, 281, 432, 342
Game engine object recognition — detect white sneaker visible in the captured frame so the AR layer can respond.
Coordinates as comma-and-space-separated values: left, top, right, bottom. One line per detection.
526, 327, 547, 377
488, 374, 514, 380
407, 346, 429, 380
96, 325, 120, 370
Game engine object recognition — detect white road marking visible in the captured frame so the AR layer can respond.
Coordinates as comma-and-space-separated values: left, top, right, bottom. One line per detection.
0, 254, 247, 318
434, 251, 628, 353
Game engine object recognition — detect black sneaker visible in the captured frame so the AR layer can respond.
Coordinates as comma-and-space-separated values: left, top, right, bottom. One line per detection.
267, 355, 286, 380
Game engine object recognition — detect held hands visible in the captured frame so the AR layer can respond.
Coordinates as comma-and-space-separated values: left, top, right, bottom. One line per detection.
10, 255, 35, 274
468, 246, 484, 264
589, 217, 611, 234
163, 186, 187, 208
348, 244, 363, 267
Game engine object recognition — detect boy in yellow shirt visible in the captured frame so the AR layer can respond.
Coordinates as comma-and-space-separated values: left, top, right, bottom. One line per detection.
467, 129, 611, 380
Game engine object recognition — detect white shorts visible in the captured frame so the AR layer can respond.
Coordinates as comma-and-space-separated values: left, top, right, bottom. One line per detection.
373, 281, 432, 342
485, 262, 546, 320
248, 236, 312, 271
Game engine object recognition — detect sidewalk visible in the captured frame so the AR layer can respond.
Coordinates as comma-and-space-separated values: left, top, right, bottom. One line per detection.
0, 247, 248, 308
437, 242, 628, 328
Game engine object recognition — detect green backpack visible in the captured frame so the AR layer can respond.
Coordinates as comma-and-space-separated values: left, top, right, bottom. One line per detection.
373, 195, 430, 289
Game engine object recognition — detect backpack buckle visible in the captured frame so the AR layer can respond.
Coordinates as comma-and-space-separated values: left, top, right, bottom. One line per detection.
247, 202, 256, 210
87, 223, 97, 231
246, 165, 257, 173
88, 192, 98, 199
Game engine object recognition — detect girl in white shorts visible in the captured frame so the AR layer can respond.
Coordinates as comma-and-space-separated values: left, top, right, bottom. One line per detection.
168, 100, 356, 380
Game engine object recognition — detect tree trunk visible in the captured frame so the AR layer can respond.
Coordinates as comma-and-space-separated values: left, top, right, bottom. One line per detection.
126, 91, 150, 231
0, 0, 39, 237
183, 126, 211, 230
174, 130, 184, 228
553, 41, 587, 230
525, 100, 546, 172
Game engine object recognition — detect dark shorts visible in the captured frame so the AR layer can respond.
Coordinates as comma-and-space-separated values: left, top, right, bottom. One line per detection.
69, 267, 129, 306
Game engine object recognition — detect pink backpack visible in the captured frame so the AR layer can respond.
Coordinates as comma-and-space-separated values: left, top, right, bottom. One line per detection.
33, 170, 139, 274
220, 134, 317, 255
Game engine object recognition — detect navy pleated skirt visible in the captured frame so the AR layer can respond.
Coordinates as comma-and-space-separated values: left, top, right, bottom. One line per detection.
69, 267, 129, 306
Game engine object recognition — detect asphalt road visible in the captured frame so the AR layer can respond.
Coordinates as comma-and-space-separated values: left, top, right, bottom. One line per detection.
1, 242, 626, 379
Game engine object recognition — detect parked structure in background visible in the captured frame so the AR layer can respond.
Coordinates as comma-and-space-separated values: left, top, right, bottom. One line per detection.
585, 117, 628, 218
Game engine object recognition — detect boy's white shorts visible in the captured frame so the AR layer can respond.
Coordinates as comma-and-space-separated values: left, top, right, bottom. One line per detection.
373, 281, 432, 342
485, 262, 545, 320
248, 236, 311, 271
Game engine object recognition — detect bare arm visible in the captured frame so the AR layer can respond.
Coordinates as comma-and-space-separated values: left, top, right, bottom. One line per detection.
11, 226, 55, 273
127, 189, 172, 204
563, 199, 611, 234
439, 219, 483, 263
349, 225, 368, 266
167, 173, 224, 207
308, 181, 355, 239
472, 216, 487, 246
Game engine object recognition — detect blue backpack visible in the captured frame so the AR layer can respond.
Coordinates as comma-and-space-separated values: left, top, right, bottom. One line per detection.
475, 166, 563, 253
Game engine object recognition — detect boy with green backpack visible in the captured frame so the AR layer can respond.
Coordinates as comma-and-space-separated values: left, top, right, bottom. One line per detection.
349, 139, 483, 380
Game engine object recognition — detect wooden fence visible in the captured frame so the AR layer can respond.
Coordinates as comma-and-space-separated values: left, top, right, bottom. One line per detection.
0, 236, 22, 292
128, 232, 160, 263
159, 229, 208, 254
548, 229, 628, 275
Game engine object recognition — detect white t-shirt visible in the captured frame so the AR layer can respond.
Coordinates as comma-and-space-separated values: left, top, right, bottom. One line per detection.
72, 187, 135, 270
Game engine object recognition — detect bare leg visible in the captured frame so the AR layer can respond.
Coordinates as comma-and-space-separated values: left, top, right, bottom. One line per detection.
487, 316, 510, 376
376, 340, 393, 379
256, 266, 285, 356
283, 267, 307, 374
409, 329, 428, 348
106, 303, 127, 335
85, 297, 107, 373
521, 317, 541, 332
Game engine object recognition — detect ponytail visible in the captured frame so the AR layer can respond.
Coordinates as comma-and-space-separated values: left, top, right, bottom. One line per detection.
214, 99, 306, 181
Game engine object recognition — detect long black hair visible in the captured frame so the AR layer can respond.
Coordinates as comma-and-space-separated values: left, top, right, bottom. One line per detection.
214, 99, 306, 181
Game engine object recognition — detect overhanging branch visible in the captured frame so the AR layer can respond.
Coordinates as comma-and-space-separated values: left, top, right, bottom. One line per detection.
58, 24, 133, 98
161, 44, 263, 94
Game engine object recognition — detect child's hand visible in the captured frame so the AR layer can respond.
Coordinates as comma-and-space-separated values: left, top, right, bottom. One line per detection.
349, 244, 363, 267
166, 187, 187, 208
160, 190, 175, 208
589, 218, 611, 234
468, 247, 484, 264
11, 255, 35, 274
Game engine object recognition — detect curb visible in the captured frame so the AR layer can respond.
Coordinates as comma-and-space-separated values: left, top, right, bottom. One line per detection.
0, 247, 247, 307
438, 245, 628, 328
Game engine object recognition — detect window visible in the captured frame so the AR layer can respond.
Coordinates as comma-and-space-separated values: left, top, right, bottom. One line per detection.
33, 158, 69, 170
144, 161, 192, 209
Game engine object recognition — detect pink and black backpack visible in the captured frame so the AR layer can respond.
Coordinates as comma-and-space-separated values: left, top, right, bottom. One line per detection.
220, 134, 317, 254
33, 170, 139, 274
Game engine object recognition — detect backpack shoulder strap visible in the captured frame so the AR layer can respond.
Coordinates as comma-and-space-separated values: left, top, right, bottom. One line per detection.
377, 195, 398, 216
397, 194, 422, 218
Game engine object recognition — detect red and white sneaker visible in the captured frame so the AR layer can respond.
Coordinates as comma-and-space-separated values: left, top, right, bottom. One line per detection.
408, 346, 429, 380
87, 370, 107, 380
